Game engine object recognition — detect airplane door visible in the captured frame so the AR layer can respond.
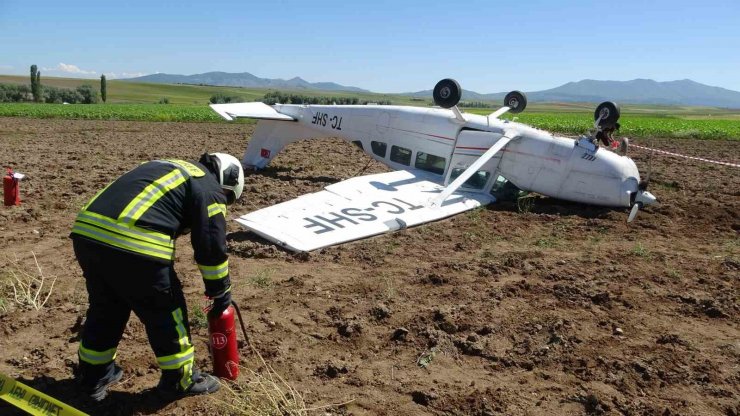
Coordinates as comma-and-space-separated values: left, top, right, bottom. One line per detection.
445, 130, 504, 191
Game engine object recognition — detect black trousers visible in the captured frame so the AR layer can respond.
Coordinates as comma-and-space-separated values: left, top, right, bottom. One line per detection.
73, 237, 195, 390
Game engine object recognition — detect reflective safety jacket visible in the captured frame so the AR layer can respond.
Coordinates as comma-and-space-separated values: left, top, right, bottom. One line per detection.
70, 159, 230, 297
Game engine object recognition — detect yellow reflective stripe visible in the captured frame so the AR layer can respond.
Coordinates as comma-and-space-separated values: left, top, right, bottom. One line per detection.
170, 308, 194, 389
180, 362, 193, 390
71, 222, 175, 261
198, 260, 229, 280
156, 347, 194, 370
78, 343, 116, 365
172, 308, 192, 351
118, 169, 187, 224
76, 211, 174, 248
207, 203, 227, 218
165, 160, 205, 177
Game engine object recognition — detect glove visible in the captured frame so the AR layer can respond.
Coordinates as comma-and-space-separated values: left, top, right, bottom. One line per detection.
208, 290, 232, 319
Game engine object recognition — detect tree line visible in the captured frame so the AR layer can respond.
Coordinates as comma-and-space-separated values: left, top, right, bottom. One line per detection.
261, 91, 392, 105
0, 83, 99, 104
0, 64, 107, 104
210, 91, 393, 106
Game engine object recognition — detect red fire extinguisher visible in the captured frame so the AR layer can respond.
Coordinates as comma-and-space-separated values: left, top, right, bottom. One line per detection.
3, 168, 21, 206
208, 301, 249, 380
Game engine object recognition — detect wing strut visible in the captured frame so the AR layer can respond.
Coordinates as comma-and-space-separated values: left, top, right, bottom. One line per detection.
430, 129, 518, 208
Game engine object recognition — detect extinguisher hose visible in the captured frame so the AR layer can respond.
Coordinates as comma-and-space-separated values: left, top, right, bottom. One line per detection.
230, 300, 250, 345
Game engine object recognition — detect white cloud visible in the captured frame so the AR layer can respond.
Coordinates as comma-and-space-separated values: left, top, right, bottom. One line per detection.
43, 63, 97, 75
104, 71, 147, 79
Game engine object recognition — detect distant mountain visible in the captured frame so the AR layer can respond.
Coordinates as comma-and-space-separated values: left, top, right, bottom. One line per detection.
122, 71, 369, 93
124, 72, 740, 108
405, 79, 740, 108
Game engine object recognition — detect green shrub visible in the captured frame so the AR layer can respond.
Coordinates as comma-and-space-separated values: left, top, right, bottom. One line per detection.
209, 93, 242, 104
43, 86, 84, 104
0, 84, 32, 102
75, 84, 98, 104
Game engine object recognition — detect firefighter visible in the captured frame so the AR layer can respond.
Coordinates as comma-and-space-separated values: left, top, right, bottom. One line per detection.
70, 153, 244, 401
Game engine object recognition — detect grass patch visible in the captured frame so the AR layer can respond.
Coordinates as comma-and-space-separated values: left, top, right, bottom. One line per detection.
216, 342, 353, 415
666, 268, 682, 279
417, 347, 439, 369
383, 239, 400, 255
630, 243, 651, 258
382, 273, 396, 301
535, 237, 558, 248
2, 252, 57, 310
480, 249, 496, 259
191, 307, 209, 330
466, 207, 484, 223
517, 194, 536, 213
250, 268, 275, 289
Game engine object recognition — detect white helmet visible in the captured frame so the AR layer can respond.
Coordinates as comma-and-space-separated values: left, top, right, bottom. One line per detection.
209, 153, 244, 204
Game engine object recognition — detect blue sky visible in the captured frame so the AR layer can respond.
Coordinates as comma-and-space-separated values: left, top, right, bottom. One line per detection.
1, 0, 739, 93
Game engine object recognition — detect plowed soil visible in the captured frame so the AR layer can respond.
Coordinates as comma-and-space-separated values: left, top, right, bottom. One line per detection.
0, 117, 738, 416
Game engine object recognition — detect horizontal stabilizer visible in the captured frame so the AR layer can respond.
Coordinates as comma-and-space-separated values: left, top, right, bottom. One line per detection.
235, 170, 494, 252
210, 102, 295, 121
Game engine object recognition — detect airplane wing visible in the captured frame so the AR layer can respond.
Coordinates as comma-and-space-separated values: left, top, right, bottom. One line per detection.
210, 102, 295, 121
235, 170, 494, 252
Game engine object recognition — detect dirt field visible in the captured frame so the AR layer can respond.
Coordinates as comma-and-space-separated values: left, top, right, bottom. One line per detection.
0, 117, 738, 416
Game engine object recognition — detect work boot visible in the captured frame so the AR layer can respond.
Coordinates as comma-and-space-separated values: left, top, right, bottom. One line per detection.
79, 364, 124, 402
157, 369, 220, 400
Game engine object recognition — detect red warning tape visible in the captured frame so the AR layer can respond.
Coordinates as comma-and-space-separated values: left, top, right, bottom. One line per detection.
631, 143, 740, 168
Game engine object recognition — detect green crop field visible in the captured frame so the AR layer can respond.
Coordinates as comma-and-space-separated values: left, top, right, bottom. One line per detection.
465, 109, 740, 141
1, 75, 739, 140
0, 103, 235, 122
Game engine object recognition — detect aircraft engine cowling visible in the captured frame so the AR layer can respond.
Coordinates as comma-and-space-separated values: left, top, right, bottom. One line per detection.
497, 132, 642, 208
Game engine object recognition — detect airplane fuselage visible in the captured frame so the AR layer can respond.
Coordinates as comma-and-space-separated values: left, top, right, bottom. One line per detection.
244, 104, 643, 208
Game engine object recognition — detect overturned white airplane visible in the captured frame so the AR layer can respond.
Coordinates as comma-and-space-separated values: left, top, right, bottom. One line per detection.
211, 79, 656, 252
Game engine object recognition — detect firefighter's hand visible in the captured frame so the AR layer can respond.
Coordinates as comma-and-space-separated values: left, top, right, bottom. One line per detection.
208, 291, 232, 319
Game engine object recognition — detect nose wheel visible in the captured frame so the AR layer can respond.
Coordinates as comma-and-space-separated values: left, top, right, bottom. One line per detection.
593, 101, 621, 147
594, 101, 620, 128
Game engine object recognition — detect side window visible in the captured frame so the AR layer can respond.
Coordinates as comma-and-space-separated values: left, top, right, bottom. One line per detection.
352, 140, 364, 151
371, 141, 387, 157
390, 145, 412, 166
450, 168, 490, 189
415, 152, 446, 175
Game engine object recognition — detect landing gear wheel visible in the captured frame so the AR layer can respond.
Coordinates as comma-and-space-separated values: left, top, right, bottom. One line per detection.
594, 101, 620, 128
433, 78, 462, 109
504, 91, 527, 113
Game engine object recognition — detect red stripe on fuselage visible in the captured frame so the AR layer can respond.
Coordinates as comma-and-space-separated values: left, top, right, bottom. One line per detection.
389, 127, 455, 141
453, 148, 562, 164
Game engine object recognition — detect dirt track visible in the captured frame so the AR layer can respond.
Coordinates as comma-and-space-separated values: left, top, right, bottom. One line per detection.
0, 117, 738, 416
